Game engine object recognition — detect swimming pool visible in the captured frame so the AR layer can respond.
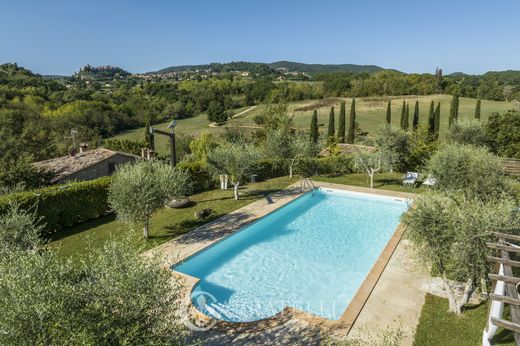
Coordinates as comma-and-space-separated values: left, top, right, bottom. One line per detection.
175, 188, 409, 322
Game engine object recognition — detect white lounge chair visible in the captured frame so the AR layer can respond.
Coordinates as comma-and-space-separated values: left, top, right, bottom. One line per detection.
422, 173, 437, 188
402, 172, 419, 187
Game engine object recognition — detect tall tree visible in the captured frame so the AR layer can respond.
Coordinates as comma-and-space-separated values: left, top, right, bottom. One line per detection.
403, 104, 410, 130
434, 102, 441, 138
310, 110, 319, 144
337, 101, 346, 143
386, 99, 392, 126
435, 67, 443, 91
449, 94, 459, 126
327, 107, 335, 144
428, 101, 435, 135
346, 99, 356, 144
399, 101, 406, 130
412, 101, 419, 131
475, 97, 481, 120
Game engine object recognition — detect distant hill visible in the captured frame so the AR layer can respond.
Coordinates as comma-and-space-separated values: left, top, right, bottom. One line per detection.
268, 61, 386, 73
154, 61, 274, 75
151, 61, 387, 75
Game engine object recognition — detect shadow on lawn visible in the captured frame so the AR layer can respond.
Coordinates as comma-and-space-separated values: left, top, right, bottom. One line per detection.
46, 214, 117, 242
492, 329, 515, 344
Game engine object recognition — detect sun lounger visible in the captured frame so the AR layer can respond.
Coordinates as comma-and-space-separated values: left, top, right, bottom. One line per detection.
402, 172, 419, 187
422, 173, 437, 188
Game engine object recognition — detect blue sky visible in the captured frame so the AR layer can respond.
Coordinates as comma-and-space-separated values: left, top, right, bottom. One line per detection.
1, 0, 519, 75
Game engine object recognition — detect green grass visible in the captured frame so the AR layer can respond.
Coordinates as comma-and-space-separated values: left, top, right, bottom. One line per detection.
413, 294, 514, 346
47, 176, 298, 260
110, 95, 515, 155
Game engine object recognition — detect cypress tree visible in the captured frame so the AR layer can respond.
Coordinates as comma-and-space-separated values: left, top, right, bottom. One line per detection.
404, 104, 410, 130
327, 107, 335, 144
475, 97, 481, 120
310, 110, 319, 144
449, 94, 459, 126
399, 101, 406, 130
386, 99, 392, 126
428, 101, 435, 135
412, 101, 419, 131
346, 99, 356, 144
337, 101, 346, 143
434, 102, 441, 138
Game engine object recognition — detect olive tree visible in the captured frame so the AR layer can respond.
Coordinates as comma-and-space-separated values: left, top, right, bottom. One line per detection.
374, 125, 410, 172
446, 120, 487, 147
265, 129, 316, 178
403, 192, 518, 315
354, 151, 386, 188
0, 202, 43, 253
207, 141, 262, 200
108, 160, 191, 238
0, 237, 189, 345
428, 144, 512, 201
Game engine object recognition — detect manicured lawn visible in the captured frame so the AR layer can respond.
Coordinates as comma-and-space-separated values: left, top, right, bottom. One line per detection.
313, 172, 428, 194
413, 294, 515, 346
47, 176, 298, 260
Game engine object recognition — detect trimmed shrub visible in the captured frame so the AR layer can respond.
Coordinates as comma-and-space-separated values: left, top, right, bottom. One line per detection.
0, 177, 111, 235
176, 161, 216, 192
104, 138, 146, 156
318, 155, 355, 175
254, 159, 287, 180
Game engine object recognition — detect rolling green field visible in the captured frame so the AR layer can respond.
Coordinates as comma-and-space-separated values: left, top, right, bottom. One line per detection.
110, 95, 515, 155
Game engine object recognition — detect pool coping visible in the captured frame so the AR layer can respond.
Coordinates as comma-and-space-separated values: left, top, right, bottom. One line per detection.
155, 181, 417, 335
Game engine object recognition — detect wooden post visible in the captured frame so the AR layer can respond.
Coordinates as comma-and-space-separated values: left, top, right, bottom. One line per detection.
170, 134, 176, 167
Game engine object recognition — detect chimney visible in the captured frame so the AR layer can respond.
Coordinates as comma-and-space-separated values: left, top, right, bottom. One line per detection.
79, 143, 88, 153
141, 148, 152, 160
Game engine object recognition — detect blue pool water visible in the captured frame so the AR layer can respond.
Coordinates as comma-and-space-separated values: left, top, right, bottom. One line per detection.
175, 188, 408, 322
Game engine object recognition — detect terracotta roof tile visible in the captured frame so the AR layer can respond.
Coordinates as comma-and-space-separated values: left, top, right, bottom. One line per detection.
32, 148, 118, 182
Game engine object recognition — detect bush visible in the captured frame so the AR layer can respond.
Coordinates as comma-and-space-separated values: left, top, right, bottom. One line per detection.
428, 144, 512, 201
0, 238, 189, 345
374, 126, 410, 172
485, 110, 520, 158
316, 155, 354, 175
176, 161, 216, 192
446, 120, 487, 147
104, 138, 146, 156
253, 114, 265, 125
0, 176, 111, 235
254, 159, 287, 180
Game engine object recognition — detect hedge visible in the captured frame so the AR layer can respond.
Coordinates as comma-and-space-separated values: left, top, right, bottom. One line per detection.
0, 156, 355, 236
176, 161, 217, 193
0, 176, 111, 235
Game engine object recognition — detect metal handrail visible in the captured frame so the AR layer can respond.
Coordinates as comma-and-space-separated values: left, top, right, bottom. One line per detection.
300, 178, 318, 193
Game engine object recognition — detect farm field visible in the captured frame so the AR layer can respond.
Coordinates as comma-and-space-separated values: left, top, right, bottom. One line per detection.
110, 95, 515, 155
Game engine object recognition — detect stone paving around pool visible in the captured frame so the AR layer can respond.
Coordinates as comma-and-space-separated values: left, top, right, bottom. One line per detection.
145, 181, 430, 345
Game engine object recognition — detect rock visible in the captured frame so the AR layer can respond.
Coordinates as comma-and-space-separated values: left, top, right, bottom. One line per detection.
195, 208, 214, 219
166, 198, 191, 209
